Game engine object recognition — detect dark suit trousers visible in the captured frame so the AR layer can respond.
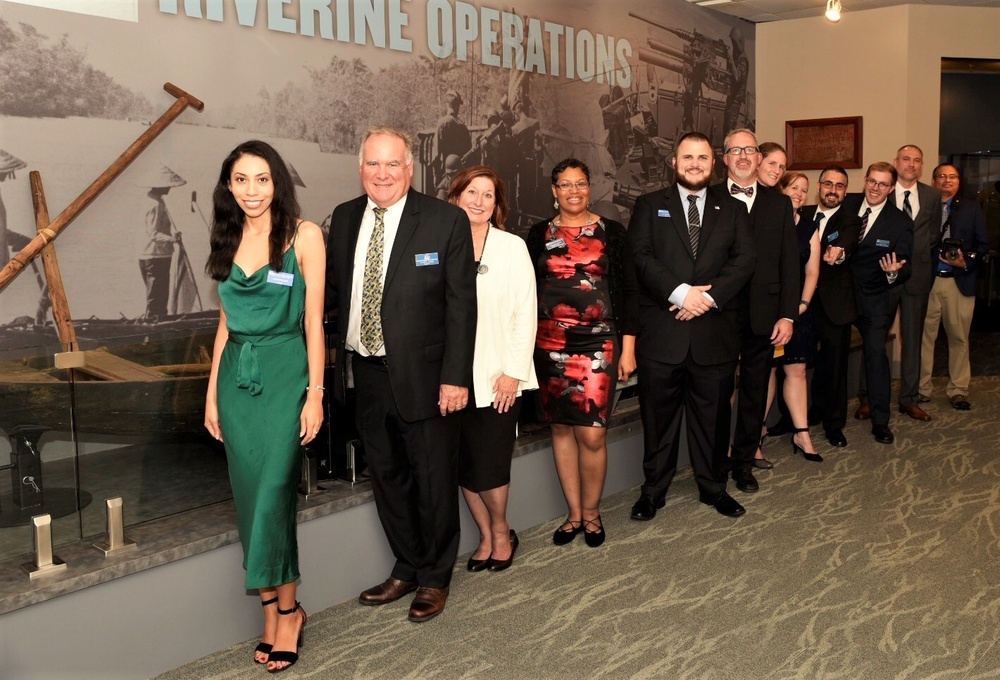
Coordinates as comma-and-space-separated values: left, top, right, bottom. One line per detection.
855, 302, 893, 427
810, 296, 852, 433
352, 356, 461, 589
858, 287, 928, 407
637, 353, 735, 500
731, 331, 774, 470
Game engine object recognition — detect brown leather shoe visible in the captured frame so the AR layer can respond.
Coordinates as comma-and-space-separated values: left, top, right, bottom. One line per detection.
407, 587, 448, 622
898, 404, 932, 421
358, 577, 417, 606
854, 403, 871, 420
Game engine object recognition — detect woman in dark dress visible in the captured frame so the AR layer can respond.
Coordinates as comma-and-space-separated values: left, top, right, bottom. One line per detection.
527, 158, 638, 548
763, 171, 822, 462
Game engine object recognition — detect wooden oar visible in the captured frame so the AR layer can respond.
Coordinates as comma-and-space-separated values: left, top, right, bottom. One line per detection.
30, 171, 77, 352
0, 82, 204, 295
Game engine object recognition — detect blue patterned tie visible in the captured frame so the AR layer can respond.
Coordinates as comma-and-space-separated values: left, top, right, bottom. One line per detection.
858, 207, 872, 242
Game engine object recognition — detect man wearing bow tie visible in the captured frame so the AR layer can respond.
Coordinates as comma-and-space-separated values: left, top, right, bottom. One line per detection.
710, 129, 799, 494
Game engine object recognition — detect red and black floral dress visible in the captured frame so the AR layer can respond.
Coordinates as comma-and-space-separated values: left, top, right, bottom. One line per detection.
531, 219, 619, 427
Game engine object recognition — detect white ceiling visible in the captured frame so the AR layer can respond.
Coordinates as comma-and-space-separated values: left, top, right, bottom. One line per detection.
688, 0, 1000, 23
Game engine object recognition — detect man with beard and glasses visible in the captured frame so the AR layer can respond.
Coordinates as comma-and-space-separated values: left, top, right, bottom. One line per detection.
711, 128, 799, 494
627, 131, 755, 520
796, 166, 863, 448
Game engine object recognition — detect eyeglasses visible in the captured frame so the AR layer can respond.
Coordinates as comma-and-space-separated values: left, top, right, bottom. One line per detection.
818, 180, 847, 191
555, 181, 590, 191
865, 178, 893, 190
934, 173, 959, 181
725, 146, 759, 156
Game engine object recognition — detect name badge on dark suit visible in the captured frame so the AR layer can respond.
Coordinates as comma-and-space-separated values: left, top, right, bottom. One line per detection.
415, 252, 439, 266
826, 230, 839, 242
875, 239, 890, 248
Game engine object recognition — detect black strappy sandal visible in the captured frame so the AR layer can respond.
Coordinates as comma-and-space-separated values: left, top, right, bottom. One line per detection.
254, 596, 279, 664
267, 601, 306, 674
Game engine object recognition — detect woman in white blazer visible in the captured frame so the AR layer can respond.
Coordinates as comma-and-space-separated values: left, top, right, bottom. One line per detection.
447, 166, 538, 572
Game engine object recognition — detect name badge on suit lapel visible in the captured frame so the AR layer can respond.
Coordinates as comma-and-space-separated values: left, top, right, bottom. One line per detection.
826, 230, 839, 242
415, 252, 439, 266
875, 239, 891, 248
657, 209, 671, 218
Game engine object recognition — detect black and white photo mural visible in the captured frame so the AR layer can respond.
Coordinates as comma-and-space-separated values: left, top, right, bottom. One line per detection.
0, 0, 754, 338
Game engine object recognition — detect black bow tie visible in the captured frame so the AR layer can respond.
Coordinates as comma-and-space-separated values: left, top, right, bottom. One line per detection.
730, 184, 754, 197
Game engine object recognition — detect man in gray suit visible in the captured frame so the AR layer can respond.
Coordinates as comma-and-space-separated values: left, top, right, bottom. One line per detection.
855, 144, 941, 422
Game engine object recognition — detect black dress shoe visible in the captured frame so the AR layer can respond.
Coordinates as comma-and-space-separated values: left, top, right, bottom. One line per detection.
486, 530, 518, 571
753, 457, 773, 470
583, 517, 605, 548
552, 519, 583, 545
699, 491, 746, 517
630, 494, 665, 521
871, 424, 894, 444
466, 555, 490, 572
732, 468, 759, 493
825, 429, 848, 447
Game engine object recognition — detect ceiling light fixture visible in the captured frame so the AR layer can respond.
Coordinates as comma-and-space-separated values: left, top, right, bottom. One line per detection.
825, 0, 842, 22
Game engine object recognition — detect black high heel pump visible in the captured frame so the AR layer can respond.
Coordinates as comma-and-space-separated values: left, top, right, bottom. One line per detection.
791, 427, 823, 463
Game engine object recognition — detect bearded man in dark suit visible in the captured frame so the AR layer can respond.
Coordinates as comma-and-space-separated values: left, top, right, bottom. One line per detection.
628, 131, 755, 521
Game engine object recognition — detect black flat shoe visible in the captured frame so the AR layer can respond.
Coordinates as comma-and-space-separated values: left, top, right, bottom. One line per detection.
583, 516, 605, 547
267, 602, 306, 674
254, 596, 279, 664
467, 554, 490, 572
791, 427, 823, 462
487, 530, 519, 571
753, 457, 773, 470
553, 519, 583, 545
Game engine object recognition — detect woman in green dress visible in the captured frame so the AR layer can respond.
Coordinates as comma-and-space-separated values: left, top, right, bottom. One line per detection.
204, 140, 325, 673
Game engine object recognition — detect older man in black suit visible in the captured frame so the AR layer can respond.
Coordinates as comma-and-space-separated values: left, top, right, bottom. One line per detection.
326, 126, 477, 622
846, 162, 913, 444
628, 131, 755, 520
801, 166, 863, 448
856, 145, 942, 422
712, 129, 799, 493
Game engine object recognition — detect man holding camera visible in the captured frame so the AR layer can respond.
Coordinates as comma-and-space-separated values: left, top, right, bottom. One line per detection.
919, 164, 991, 410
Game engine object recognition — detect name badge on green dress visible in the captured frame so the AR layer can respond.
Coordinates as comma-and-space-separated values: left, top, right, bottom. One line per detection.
267, 270, 294, 286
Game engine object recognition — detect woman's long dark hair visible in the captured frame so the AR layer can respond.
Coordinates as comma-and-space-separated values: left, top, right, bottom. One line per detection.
206, 140, 300, 281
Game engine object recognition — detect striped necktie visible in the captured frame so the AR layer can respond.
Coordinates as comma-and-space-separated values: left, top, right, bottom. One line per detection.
687, 195, 701, 258
902, 190, 913, 219
858, 207, 872, 241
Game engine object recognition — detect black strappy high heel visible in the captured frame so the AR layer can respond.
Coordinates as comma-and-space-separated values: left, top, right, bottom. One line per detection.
254, 596, 279, 664
267, 601, 306, 673
790, 427, 823, 463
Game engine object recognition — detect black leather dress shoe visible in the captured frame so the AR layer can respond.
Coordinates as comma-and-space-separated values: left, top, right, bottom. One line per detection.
699, 491, 746, 517
486, 530, 518, 571
467, 555, 489, 572
872, 424, 894, 444
732, 468, 759, 493
630, 494, 664, 521
825, 429, 848, 447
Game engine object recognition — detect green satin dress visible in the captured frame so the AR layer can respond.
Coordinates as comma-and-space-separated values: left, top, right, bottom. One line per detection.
217, 242, 306, 590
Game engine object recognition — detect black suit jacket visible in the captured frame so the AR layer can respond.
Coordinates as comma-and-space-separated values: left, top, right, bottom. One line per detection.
844, 194, 913, 317
934, 196, 991, 297
800, 204, 862, 325
627, 184, 755, 366
894, 181, 942, 296
709, 182, 799, 335
325, 188, 477, 422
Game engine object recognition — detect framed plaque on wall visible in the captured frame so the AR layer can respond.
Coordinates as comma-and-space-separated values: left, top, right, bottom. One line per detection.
785, 116, 863, 170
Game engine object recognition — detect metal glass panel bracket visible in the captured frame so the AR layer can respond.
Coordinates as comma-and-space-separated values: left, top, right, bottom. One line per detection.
92, 497, 138, 557
20, 513, 68, 579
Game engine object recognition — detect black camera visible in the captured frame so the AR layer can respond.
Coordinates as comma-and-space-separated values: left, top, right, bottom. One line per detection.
942, 238, 964, 261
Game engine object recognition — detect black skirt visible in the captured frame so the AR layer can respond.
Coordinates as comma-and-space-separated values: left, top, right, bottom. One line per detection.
458, 396, 522, 492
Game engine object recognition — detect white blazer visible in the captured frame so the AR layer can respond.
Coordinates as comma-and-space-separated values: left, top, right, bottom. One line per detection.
471, 227, 539, 408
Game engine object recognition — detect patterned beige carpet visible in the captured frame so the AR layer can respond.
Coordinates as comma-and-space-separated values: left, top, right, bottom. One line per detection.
157, 375, 1000, 680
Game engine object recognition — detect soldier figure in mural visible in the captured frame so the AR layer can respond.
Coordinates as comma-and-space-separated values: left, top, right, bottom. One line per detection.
135, 165, 200, 320
722, 26, 750, 134
436, 154, 463, 201
435, 90, 472, 185
0, 148, 27, 269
